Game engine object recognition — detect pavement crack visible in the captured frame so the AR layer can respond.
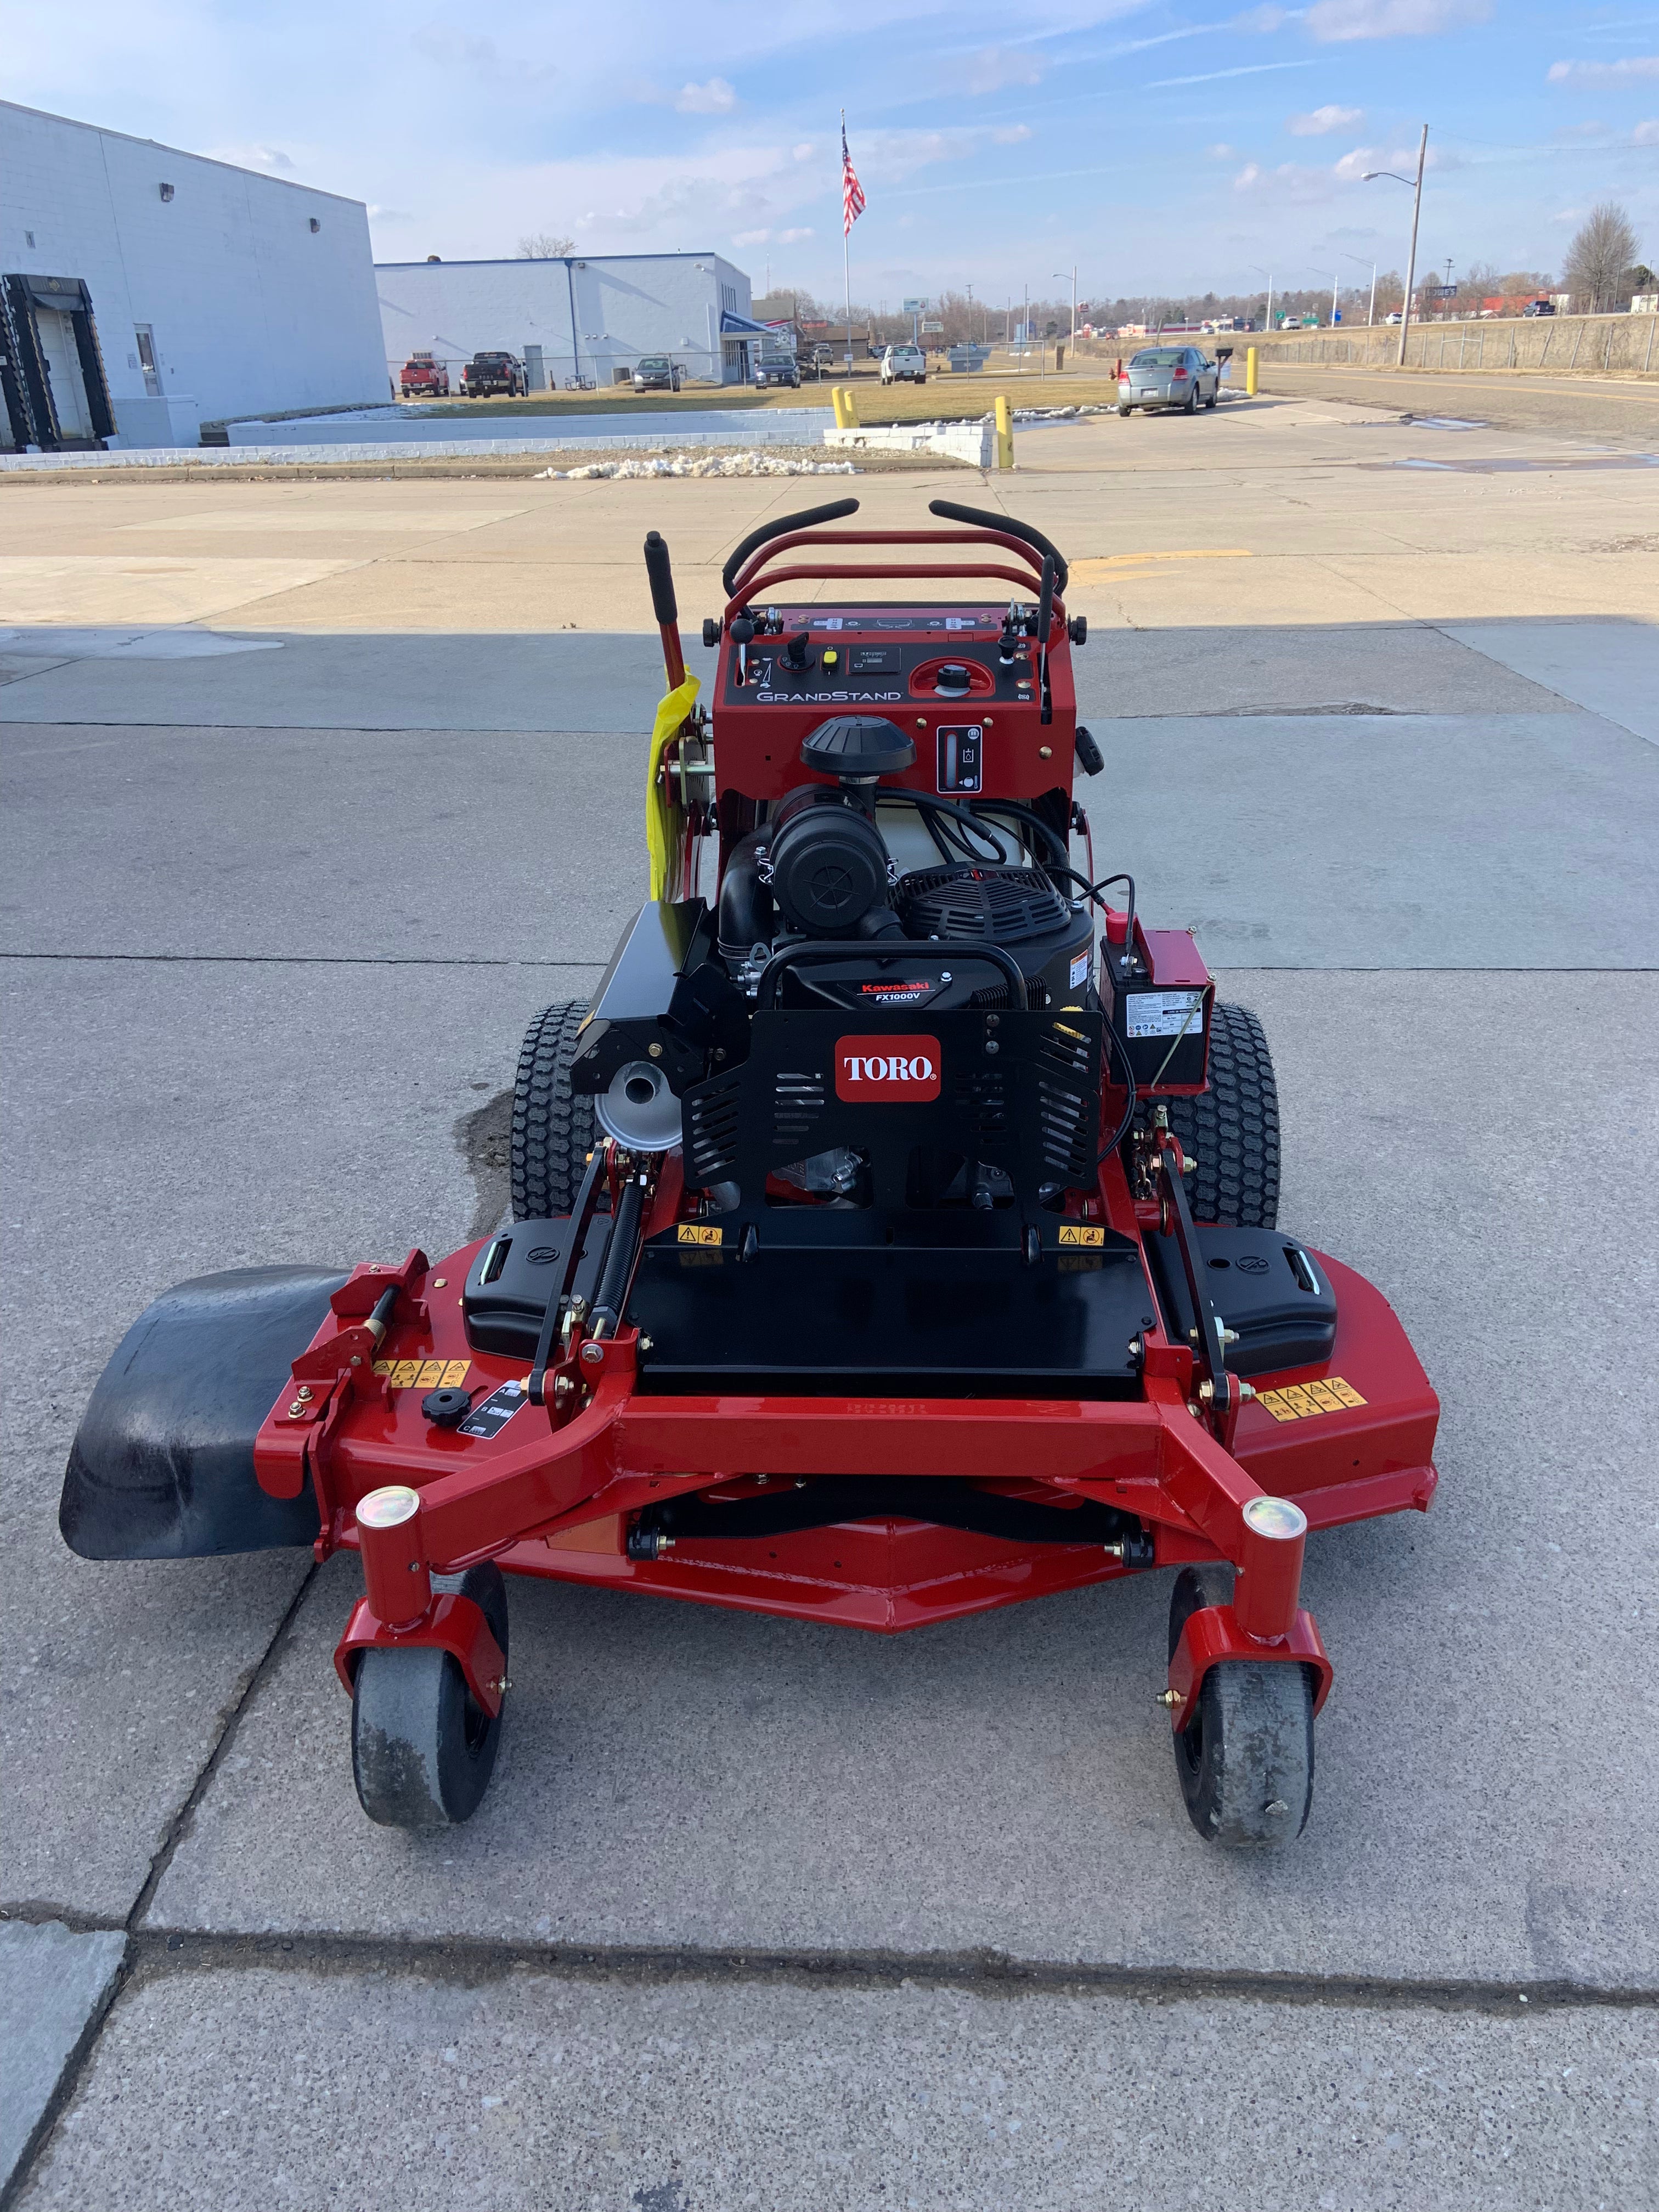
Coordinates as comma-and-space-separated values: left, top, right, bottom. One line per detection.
88, 1928, 1659, 2017
127, 1561, 321, 1934
0, 1568, 321, 2211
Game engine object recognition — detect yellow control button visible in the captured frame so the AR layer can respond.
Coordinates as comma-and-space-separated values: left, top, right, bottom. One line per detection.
822, 648, 839, 666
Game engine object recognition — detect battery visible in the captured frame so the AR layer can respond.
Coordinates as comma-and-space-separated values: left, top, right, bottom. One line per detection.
1100, 929, 1213, 1092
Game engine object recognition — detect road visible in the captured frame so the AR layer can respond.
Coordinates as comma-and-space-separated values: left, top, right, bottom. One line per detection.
3, 388, 1657, 2209
1256, 356, 1659, 447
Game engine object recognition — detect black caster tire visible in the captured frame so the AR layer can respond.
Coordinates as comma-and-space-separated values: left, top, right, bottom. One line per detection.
351, 1563, 509, 1830
1167, 1564, 1313, 1848
511, 998, 596, 1220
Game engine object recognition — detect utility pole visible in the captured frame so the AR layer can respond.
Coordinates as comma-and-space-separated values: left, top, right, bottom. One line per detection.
1399, 126, 1429, 364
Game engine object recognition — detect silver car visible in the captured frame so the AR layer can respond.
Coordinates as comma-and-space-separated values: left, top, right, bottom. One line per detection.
1118, 345, 1220, 415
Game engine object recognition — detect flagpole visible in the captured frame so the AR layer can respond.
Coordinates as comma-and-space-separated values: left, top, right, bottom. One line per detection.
842, 109, 853, 373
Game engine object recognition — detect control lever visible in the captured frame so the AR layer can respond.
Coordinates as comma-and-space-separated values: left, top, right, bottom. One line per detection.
1036, 554, 1056, 726
780, 630, 813, 673
729, 613, 755, 683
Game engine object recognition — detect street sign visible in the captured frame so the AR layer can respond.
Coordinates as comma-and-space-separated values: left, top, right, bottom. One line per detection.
902, 297, 924, 313
1429, 284, 1458, 300
921, 318, 944, 332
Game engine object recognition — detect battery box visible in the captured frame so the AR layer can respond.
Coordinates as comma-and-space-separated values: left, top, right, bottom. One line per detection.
1100, 924, 1214, 1093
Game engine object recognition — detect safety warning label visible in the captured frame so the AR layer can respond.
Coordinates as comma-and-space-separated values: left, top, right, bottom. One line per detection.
374, 1357, 470, 1391
677, 1224, 723, 1246
1256, 1377, 1367, 1423
1125, 990, 1205, 1041
1057, 1223, 1105, 1246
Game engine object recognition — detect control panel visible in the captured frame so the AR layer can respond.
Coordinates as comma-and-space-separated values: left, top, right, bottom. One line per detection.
712, 602, 1075, 804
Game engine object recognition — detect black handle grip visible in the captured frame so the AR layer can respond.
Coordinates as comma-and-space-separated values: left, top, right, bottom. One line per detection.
721, 497, 861, 598
755, 939, 1028, 1010
644, 531, 678, 627
1074, 725, 1104, 777
926, 499, 1069, 595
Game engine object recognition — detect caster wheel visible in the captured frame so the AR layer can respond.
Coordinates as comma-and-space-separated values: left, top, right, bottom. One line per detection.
1167, 1564, 1313, 1848
351, 1562, 509, 1829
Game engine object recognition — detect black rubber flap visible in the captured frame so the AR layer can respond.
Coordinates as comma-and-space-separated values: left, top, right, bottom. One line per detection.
60, 1266, 348, 1560
800, 715, 916, 780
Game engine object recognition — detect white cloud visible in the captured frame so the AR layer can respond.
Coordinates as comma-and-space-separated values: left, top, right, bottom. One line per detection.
205, 143, 295, 172
674, 77, 738, 113
734, 225, 815, 245
1635, 118, 1659, 143
1232, 5, 1288, 28
1333, 140, 1445, 180
1207, 142, 1238, 157
1287, 104, 1364, 134
1233, 159, 1339, 204
1548, 55, 1659, 83
1307, 0, 1490, 40
792, 143, 816, 161
956, 46, 1046, 93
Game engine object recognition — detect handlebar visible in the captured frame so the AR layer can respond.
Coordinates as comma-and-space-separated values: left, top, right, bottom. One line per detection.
721, 498, 861, 597
928, 500, 1069, 594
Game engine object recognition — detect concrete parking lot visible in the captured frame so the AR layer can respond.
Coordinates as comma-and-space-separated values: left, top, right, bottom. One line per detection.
3, 390, 1657, 2208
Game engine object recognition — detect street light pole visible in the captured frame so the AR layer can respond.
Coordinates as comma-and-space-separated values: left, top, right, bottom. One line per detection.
1052, 266, 1076, 357
1250, 264, 1273, 334
1342, 252, 1378, 326
1364, 126, 1429, 366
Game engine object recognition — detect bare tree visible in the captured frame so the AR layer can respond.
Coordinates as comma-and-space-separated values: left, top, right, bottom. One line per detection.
1562, 203, 1641, 313
517, 232, 574, 259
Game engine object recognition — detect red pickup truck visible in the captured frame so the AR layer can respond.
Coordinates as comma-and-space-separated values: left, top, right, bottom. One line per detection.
399, 353, 450, 398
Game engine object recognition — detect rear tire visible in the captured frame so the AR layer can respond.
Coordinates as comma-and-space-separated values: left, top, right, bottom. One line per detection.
1118, 402, 1132, 417
1167, 1565, 1314, 1847
351, 1564, 509, 1830
1205, 387, 1218, 409
1162, 1001, 1280, 1228
512, 1000, 596, 1220
1183, 385, 1197, 414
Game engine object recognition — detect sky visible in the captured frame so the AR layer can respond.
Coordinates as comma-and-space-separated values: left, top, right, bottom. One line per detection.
8, 1, 1658, 311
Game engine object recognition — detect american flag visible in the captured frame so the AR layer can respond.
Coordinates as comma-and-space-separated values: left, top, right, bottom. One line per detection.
841, 120, 865, 237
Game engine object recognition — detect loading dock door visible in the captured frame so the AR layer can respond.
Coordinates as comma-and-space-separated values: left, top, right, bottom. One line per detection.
1, 275, 117, 450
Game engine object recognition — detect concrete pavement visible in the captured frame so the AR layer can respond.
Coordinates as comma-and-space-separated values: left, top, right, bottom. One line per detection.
3, 385, 1656, 2207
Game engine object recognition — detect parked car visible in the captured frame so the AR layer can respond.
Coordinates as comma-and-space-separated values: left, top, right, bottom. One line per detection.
460, 352, 526, 398
1522, 298, 1556, 317
399, 353, 450, 398
880, 344, 927, 385
632, 356, 685, 393
1117, 346, 1220, 416
751, 356, 800, 390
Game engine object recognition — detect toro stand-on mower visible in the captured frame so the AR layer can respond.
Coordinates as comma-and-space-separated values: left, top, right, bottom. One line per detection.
63, 499, 1438, 1846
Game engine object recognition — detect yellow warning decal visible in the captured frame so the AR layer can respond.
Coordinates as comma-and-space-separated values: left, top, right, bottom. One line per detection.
1057, 1223, 1105, 1247
678, 1224, 724, 1246
374, 1358, 470, 1391
1257, 1375, 1366, 1423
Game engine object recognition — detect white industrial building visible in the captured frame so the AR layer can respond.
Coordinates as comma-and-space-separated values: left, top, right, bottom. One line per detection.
374, 254, 762, 391
1, 101, 388, 451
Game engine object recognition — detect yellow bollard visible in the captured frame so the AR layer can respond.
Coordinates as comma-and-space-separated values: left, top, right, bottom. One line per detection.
1245, 346, 1259, 397
994, 392, 1013, 469
830, 386, 848, 429
842, 383, 859, 428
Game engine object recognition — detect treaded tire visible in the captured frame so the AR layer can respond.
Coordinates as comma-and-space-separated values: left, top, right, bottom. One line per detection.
1167, 1564, 1314, 1848
351, 1564, 509, 1830
1163, 1001, 1280, 1228
511, 1000, 595, 1221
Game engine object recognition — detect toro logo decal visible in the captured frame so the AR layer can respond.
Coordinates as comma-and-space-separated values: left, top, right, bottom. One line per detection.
835, 1035, 942, 1102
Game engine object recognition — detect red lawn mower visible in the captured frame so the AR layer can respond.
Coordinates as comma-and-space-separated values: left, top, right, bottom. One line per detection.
63, 498, 1438, 1847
